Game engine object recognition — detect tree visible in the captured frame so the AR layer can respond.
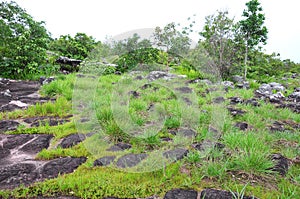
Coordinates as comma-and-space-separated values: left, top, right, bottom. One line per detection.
200, 10, 242, 78
239, 0, 268, 79
49, 32, 97, 60
110, 33, 152, 55
0, 1, 51, 78
153, 22, 190, 55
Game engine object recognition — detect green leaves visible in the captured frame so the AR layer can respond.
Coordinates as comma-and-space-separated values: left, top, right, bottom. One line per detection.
0, 1, 50, 79
49, 33, 97, 60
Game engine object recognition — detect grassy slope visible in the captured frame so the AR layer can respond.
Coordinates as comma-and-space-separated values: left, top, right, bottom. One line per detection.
0, 73, 299, 199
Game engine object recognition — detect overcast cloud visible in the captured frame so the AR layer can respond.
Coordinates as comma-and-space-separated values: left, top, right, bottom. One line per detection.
12, 0, 300, 62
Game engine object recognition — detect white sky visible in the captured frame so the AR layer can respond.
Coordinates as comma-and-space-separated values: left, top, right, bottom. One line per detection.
11, 0, 300, 63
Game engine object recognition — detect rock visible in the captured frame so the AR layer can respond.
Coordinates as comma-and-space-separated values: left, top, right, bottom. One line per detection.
56, 56, 81, 66
0, 163, 37, 189
93, 156, 116, 166
41, 157, 87, 178
175, 87, 193, 94
8, 100, 28, 108
200, 188, 257, 199
270, 121, 285, 132
193, 140, 224, 151
30, 118, 69, 127
107, 143, 132, 152
269, 92, 285, 103
128, 90, 140, 98
164, 189, 198, 199
244, 98, 260, 107
20, 134, 53, 153
0, 120, 20, 133
232, 75, 244, 83
222, 81, 234, 89
39, 76, 56, 85
229, 97, 243, 105
269, 82, 285, 91
227, 107, 246, 117
3, 134, 34, 149
257, 83, 272, 95
177, 128, 196, 138
116, 153, 147, 168
163, 148, 188, 161
270, 154, 289, 176
256, 82, 285, 96
236, 81, 250, 89
146, 71, 185, 81
234, 122, 251, 131
58, 134, 86, 149
0, 147, 10, 159
289, 91, 300, 102
0, 79, 50, 112
213, 97, 225, 104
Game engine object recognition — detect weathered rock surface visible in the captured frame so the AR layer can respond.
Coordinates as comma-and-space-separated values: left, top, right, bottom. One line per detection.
163, 148, 188, 161
0, 120, 20, 133
58, 133, 86, 149
270, 153, 289, 176
0, 78, 49, 112
164, 189, 198, 199
107, 143, 132, 152
116, 153, 147, 168
147, 71, 186, 81
94, 156, 116, 167
0, 132, 86, 189
200, 188, 257, 199
41, 157, 87, 178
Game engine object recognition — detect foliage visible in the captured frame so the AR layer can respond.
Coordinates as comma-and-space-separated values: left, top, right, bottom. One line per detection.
0, 1, 51, 78
114, 47, 162, 72
200, 10, 243, 78
239, 0, 268, 79
110, 33, 152, 56
49, 32, 97, 60
153, 22, 191, 56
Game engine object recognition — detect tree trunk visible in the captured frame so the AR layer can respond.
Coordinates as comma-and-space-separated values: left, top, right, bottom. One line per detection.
244, 41, 248, 80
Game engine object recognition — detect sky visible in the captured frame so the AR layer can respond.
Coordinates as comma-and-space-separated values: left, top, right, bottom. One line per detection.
10, 0, 300, 63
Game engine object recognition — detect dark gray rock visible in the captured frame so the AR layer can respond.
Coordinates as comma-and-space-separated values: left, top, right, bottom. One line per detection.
41, 157, 87, 178
227, 107, 246, 117
222, 81, 234, 89
200, 188, 257, 199
245, 98, 260, 107
193, 140, 225, 151
229, 97, 243, 105
235, 122, 250, 131
30, 118, 69, 127
232, 75, 244, 83
164, 189, 198, 199
0, 163, 37, 189
39, 76, 56, 85
20, 134, 53, 153
178, 128, 196, 138
3, 134, 34, 149
58, 134, 86, 149
289, 91, 300, 102
107, 143, 132, 152
116, 153, 147, 168
0, 120, 20, 133
213, 97, 225, 104
94, 156, 116, 166
175, 87, 192, 93
270, 153, 289, 176
0, 147, 10, 159
163, 148, 188, 161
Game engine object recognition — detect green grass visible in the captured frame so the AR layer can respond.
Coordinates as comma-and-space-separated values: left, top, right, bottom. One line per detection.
1, 72, 300, 198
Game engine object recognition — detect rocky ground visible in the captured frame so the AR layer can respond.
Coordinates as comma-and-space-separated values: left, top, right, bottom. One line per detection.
0, 73, 299, 198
